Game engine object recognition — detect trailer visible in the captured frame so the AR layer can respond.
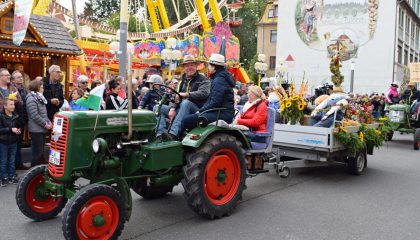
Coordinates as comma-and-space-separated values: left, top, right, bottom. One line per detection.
270, 123, 379, 178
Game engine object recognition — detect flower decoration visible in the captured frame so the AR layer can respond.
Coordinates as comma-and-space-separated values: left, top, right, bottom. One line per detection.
276, 79, 309, 125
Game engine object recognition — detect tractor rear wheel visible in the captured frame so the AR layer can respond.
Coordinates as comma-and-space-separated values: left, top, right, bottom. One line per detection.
182, 134, 246, 219
16, 165, 67, 221
132, 178, 174, 199
62, 184, 126, 240
347, 151, 367, 175
414, 128, 420, 150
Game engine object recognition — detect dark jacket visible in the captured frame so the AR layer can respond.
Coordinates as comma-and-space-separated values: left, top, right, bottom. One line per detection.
26, 92, 50, 133
43, 76, 64, 120
131, 91, 139, 109
139, 90, 160, 111
15, 85, 28, 122
199, 68, 235, 123
402, 89, 420, 105
0, 112, 22, 145
174, 72, 210, 108
106, 93, 128, 110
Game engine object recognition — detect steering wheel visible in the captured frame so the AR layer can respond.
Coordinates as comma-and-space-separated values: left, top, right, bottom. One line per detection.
151, 83, 183, 103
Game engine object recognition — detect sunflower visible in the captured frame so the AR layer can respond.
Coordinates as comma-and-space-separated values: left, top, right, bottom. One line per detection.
375, 130, 381, 136
359, 132, 364, 142
280, 104, 285, 111
298, 104, 304, 111
286, 102, 292, 108
339, 126, 348, 133
291, 96, 298, 101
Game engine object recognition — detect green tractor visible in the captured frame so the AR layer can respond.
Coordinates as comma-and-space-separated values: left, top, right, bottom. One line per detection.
386, 103, 420, 150
15, 85, 257, 239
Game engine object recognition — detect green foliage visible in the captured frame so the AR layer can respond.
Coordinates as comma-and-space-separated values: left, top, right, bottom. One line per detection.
359, 124, 383, 148
107, 12, 149, 33
232, 0, 267, 72
335, 126, 365, 154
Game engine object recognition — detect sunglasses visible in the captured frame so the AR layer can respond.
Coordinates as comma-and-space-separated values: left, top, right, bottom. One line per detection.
81, 82, 88, 84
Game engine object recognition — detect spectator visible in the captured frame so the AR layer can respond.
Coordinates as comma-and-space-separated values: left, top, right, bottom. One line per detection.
10, 70, 28, 170
43, 65, 64, 121
69, 88, 88, 111
26, 80, 52, 167
386, 82, 399, 105
371, 94, 381, 120
0, 68, 23, 113
77, 75, 90, 94
129, 79, 139, 109
139, 75, 162, 111
90, 80, 102, 90
167, 79, 179, 90
106, 81, 128, 110
0, 98, 22, 186
14, 63, 30, 89
401, 82, 420, 105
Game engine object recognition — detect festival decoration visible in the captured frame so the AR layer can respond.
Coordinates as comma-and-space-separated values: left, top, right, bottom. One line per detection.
278, 80, 308, 125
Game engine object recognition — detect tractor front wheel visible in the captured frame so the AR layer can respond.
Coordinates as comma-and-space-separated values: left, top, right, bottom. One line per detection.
16, 165, 67, 221
182, 134, 246, 219
62, 184, 126, 240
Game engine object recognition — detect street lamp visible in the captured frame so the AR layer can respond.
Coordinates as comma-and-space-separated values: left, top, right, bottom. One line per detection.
254, 54, 268, 87
161, 38, 182, 80
276, 58, 288, 86
350, 60, 355, 93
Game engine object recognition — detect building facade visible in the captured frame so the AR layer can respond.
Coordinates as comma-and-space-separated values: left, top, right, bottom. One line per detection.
257, 1, 278, 78
276, 0, 420, 94
395, 0, 420, 86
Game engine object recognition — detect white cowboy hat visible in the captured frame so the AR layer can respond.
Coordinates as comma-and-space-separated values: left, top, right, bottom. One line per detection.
208, 53, 226, 67
305, 1, 315, 10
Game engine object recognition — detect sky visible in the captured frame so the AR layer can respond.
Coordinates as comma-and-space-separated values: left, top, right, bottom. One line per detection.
58, 0, 87, 14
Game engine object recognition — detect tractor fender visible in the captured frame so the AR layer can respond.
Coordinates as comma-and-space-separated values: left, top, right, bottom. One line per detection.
182, 125, 251, 150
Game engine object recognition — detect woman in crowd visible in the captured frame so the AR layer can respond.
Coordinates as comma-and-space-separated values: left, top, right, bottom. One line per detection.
68, 88, 88, 111
26, 80, 51, 167
236, 86, 268, 143
106, 81, 128, 110
139, 74, 162, 111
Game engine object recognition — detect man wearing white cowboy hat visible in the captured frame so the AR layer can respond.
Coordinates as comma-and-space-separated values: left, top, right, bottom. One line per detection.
158, 55, 210, 141
401, 82, 420, 105
181, 53, 235, 135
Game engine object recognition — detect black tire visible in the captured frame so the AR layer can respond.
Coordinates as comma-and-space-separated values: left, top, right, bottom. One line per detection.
132, 178, 174, 199
182, 134, 246, 219
62, 184, 126, 240
347, 151, 367, 175
16, 165, 67, 221
385, 131, 394, 141
414, 128, 420, 150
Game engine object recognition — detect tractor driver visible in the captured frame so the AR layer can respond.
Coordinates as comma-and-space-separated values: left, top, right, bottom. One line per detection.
157, 55, 210, 141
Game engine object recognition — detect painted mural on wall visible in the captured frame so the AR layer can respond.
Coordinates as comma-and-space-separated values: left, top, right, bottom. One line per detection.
295, 0, 379, 61
134, 40, 165, 59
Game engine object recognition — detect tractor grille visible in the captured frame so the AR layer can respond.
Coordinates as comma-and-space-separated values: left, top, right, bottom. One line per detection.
48, 115, 69, 178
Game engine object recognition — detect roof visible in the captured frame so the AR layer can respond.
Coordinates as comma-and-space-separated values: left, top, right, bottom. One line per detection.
0, 1, 81, 55
258, 1, 278, 25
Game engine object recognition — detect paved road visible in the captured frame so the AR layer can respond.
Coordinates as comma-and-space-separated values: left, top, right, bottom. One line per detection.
1, 134, 419, 240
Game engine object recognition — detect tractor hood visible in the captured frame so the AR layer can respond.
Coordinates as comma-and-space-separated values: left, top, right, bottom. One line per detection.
388, 104, 410, 112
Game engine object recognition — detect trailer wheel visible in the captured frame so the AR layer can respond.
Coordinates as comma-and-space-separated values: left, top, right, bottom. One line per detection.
414, 129, 420, 150
347, 151, 367, 175
385, 131, 394, 141
16, 165, 67, 221
132, 178, 173, 199
279, 167, 290, 178
182, 134, 246, 219
62, 184, 125, 240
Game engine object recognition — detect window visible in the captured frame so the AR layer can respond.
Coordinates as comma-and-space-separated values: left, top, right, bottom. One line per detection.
398, 44, 403, 64
404, 49, 409, 65
406, 16, 410, 33
270, 30, 277, 43
0, 17, 13, 34
399, 8, 404, 28
268, 9, 274, 18
269, 56, 276, 70
273, 5, 278, 17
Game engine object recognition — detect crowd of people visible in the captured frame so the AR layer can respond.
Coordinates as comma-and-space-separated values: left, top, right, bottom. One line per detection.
1, 55, 420, 187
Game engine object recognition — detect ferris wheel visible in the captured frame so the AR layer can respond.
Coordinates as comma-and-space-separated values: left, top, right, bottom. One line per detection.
128, 0, 244, 39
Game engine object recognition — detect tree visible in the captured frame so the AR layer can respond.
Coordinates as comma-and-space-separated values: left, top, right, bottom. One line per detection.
107, 12, 149, 33
232, 0, 267, 75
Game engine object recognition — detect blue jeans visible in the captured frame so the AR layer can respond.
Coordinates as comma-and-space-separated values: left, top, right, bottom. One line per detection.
157, 100, 199, 137
372, 110, 380, 120
0, 143, 17, 178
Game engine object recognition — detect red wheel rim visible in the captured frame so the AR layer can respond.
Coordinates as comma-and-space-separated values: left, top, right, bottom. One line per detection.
204, 148, 241, 205
76, 196, 120, 240
26, 174, 63, 213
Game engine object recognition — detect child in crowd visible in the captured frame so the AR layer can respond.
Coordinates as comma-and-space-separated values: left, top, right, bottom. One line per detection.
0, 98, 22, 187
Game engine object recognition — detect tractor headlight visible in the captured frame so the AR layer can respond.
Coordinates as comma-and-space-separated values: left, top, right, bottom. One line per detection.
92, 138, 107, 154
